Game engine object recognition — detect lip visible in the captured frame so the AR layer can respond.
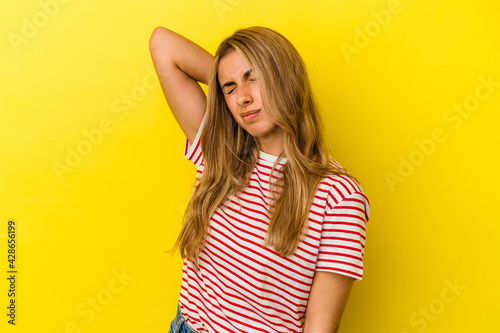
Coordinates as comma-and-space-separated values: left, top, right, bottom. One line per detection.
241, 109, 260, 121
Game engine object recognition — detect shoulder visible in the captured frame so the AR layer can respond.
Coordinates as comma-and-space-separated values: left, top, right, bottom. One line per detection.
317, 158, 370, 215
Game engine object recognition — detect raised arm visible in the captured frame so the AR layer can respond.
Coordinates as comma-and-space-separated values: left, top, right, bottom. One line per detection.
149, 27, 214, 143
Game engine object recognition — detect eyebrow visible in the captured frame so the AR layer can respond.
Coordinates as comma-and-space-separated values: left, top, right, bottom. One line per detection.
221, 69, 254, 90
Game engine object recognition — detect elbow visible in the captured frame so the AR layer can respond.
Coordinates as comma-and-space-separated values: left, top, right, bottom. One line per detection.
149, 26, 169, 51
149, 26, 181, 55
149, 26, 179, 71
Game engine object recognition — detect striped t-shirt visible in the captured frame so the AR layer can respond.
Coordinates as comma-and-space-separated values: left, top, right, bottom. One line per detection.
178, 115, 370, 333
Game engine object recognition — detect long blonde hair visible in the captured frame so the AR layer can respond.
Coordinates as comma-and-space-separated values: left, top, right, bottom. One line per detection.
173, 26, 355, 265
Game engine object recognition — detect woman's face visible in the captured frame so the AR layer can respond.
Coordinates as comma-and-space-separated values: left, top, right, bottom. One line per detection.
218, 51, 283, 155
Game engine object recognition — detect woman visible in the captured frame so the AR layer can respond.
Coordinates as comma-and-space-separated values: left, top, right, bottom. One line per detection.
149, 26, 370, 333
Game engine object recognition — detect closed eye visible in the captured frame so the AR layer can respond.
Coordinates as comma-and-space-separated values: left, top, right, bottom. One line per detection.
226, 77, 256, 95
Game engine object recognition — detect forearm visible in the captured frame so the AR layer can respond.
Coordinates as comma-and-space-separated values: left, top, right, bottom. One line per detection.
303, 272, 354, 333
149, 27, 213, 85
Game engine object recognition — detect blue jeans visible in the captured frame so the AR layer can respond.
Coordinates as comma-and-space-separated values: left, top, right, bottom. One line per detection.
168, 304, 197, 333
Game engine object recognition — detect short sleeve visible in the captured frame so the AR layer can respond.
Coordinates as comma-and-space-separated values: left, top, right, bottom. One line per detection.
183, 113, 206, 167
316, 190, 370, 280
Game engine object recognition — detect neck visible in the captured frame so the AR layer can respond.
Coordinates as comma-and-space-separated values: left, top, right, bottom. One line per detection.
257, 129, 284, 157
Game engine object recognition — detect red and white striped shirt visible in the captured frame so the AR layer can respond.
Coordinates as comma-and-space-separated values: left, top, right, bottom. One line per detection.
179, 116, 370, 332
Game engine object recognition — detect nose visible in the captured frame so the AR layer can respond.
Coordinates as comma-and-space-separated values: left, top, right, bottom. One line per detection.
236, 83, 252, 106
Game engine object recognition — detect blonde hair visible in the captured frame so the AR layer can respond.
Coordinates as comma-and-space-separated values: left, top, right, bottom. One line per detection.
173, 26, 355, 265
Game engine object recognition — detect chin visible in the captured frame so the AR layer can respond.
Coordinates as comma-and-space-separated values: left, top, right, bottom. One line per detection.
245, 128, 270, 139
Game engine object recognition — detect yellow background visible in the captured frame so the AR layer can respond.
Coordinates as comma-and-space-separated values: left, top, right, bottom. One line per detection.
1, 0, 499, 332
